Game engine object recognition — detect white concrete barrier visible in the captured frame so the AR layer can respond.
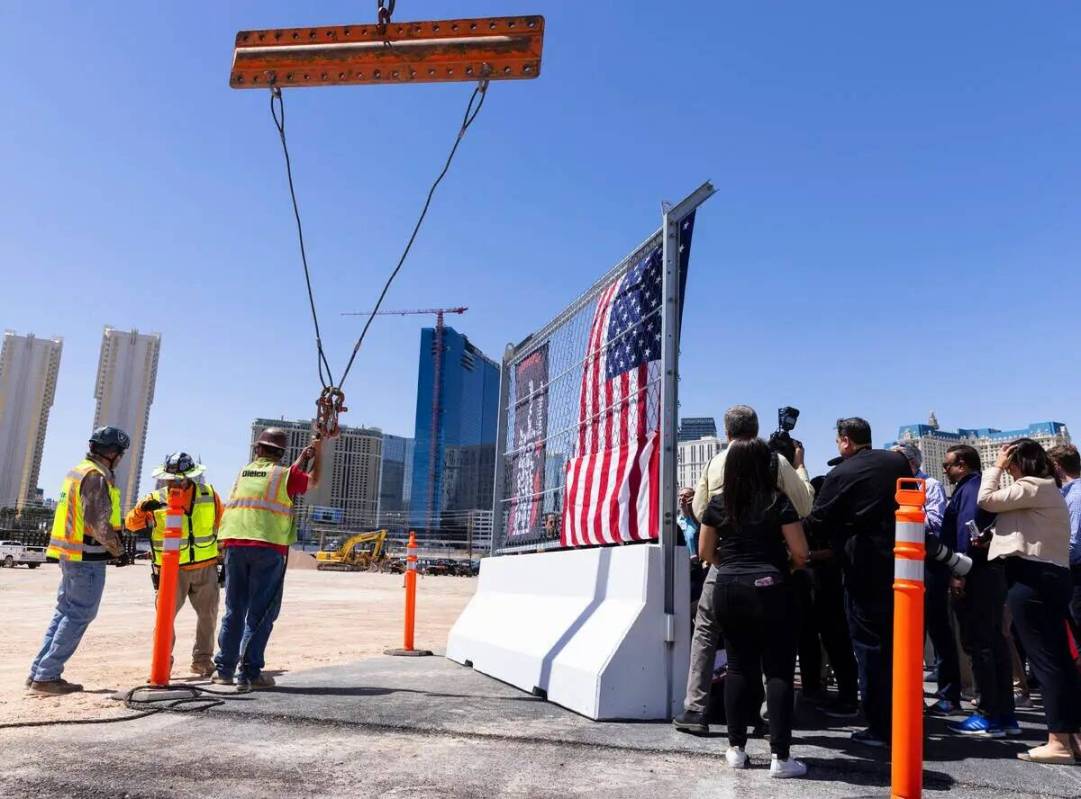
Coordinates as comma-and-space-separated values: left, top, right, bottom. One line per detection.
446, 543, 689, 720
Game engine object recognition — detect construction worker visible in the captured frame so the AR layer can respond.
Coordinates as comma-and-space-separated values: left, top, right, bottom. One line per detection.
27, 426, 129, 695
126, 452, 223, 678
212, 428, 322, 692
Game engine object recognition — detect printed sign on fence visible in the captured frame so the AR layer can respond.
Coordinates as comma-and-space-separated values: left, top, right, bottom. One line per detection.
506, 344, 549, 539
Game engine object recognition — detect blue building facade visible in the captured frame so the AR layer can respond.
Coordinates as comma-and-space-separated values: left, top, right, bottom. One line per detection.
409, 326, 500, 531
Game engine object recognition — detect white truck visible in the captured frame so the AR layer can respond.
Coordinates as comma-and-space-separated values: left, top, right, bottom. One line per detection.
0, 540, 47, 569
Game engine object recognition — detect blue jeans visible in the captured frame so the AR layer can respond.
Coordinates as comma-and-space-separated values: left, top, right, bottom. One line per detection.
29, 561, 107, 682
214, 547, 286, 681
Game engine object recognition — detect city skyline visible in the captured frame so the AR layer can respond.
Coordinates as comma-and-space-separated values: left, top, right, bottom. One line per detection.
4, 3, 1080, 511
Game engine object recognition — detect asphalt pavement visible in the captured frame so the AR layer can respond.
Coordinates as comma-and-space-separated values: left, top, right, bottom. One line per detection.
3, 656, 1080, 798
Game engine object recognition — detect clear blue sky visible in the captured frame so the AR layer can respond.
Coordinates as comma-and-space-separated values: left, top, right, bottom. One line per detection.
3, 1, 1080, 498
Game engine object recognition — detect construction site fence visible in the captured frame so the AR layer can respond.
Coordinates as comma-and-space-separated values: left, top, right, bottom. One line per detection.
489, 183, 713, 556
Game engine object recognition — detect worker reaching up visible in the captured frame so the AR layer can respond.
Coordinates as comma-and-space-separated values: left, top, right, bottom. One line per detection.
212, 428, 323, 692
27, 426, 129, 695
126, 452, 223, 678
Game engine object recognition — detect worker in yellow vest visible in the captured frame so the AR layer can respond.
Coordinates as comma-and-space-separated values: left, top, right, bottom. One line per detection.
212, 427, 322, 692
126, 452, 224, 678
27, 426, 129, 695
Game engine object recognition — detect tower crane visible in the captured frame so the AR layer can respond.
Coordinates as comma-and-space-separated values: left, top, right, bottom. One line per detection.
342, 307, 468, 534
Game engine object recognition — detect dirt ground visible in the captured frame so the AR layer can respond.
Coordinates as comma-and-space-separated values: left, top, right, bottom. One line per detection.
0, 557, 476, 725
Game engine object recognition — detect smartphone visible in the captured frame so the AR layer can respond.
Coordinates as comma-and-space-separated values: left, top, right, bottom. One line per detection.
965, 519, 990, 545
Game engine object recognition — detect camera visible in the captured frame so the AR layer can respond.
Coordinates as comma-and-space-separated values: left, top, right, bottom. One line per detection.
767, 406, 801, 464
926, 533, 972, 576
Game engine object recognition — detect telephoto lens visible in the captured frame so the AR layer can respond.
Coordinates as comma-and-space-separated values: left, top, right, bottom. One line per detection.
927, 534, 973, 576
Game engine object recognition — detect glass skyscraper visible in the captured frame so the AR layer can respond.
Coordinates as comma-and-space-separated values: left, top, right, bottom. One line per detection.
409, 326, 499, 534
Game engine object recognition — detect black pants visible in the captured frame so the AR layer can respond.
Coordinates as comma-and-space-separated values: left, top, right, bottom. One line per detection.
955, 559, 1014, 718
1068, 564, 1081, 652
794, 570, 823, 695
806, 562, 859, 702
714, 575, 797, 759
1006, 558, 1081, 733
846, 588, 893, 740
925, 561, 962, 704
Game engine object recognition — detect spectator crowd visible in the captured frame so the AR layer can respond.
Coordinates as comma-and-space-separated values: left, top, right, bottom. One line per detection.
674, 406, 1081, 778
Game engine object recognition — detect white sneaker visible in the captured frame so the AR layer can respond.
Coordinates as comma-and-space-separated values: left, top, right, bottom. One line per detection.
769, 755, 807, 779
725, 747, 748, 768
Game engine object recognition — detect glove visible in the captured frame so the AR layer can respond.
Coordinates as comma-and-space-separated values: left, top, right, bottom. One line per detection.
139, 498, 166, 513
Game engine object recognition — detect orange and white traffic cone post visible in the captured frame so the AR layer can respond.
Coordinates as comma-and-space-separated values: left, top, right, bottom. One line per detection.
892, 478, 927, 799
385, 531, 432, 657
148, 487, 185, 686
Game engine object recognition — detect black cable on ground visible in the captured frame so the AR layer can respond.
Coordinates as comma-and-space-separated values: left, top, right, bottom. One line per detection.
0, 684, 246, 730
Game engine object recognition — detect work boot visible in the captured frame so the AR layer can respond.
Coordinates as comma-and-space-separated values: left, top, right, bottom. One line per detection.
30, 679, 83, 695
672, 709, 709, 735
236, 673, 276, 693
190, 662, 215, 678
210, 672, 234, 686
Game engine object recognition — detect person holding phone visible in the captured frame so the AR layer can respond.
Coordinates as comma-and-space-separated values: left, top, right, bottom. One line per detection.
978, 439, 1081, 764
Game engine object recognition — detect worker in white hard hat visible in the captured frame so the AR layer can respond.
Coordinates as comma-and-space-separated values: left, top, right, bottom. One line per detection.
126, 451, 223, 678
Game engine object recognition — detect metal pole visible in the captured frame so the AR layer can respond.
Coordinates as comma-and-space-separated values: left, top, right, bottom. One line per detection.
489, 343, 514, 555
658, 181, 715, 717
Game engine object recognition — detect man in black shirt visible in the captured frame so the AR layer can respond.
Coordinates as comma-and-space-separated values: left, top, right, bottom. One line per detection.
804, 417, 911, 748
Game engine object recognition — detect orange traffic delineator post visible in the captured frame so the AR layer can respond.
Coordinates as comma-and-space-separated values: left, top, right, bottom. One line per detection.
385, 531, 432, 657
892, 478, 927, 799
148, 487, 185, 686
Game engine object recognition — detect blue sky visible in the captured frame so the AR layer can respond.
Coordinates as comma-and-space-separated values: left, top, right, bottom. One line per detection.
2, 1, 1080, 498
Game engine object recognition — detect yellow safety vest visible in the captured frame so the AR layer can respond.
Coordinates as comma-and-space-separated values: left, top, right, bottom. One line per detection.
149, 483, 219, 567
219, 458, 296, 546
47, 459, 122, 562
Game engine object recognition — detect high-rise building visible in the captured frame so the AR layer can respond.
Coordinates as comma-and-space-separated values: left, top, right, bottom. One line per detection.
377, 433, 414, 532
249, 418, 383, 535
409, 326, 499, 534
890, 414, 1071, 490
679, 417, 718, 442
93, 327, 161, 511
0, 331, 63, 509
677, 436, 726, 489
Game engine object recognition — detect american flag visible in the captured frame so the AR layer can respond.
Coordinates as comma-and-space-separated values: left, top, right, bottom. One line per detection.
561, 245, 664, 547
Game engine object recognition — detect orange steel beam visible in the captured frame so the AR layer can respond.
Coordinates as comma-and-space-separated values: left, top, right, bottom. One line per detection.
230, 16, 544, 89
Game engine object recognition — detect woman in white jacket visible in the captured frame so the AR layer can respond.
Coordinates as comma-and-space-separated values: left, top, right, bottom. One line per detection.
979, 438, 1081, 764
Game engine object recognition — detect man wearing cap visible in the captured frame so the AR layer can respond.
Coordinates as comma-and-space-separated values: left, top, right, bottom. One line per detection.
126, 452, 223, 677
213, 427, 322, 692
27, 426, 129, 695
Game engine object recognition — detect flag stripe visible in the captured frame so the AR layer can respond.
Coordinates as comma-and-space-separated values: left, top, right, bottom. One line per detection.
561, 246, 664, 548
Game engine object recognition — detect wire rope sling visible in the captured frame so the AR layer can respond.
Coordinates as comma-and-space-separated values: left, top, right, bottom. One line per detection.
228, 1, 545, 438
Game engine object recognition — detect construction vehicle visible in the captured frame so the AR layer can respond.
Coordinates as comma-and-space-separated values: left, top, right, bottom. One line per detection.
315, 530, 389, 572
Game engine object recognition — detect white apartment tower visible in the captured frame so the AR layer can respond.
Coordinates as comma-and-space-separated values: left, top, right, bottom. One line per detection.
93, 327, 161, 510
0, 331, 63, 508
677, 436, 726, 489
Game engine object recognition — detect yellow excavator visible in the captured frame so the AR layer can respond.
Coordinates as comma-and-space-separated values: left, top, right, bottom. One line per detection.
315, 530, 389, 572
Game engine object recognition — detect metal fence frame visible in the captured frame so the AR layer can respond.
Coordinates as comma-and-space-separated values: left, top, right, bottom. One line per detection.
490, 182, 715, 560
